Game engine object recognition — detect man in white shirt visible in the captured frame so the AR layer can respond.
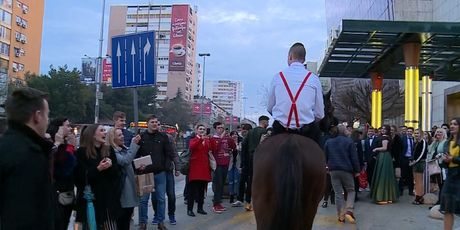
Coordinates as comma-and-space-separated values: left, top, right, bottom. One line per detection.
267, 42, 324, 144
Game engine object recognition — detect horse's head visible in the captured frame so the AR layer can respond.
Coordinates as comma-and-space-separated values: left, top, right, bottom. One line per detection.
319, 90, 337, 133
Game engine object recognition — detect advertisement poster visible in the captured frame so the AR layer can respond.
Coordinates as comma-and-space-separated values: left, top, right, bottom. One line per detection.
168, 5, 188, 71
81, 57, 96, 83
193, 102, 212, 115
102, 58, 112, 83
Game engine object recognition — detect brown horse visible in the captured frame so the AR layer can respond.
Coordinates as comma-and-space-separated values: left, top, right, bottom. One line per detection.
252, 91, 333, 229
252, 133, 326, 230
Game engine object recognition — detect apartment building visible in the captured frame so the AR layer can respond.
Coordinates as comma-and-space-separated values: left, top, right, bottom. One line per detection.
205, 80, 243, 118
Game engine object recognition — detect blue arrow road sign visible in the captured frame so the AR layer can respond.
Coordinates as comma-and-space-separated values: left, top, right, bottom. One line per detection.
111, 31, 156, 88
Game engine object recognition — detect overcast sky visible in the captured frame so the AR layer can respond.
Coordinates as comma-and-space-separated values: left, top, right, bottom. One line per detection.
41, 0, 328, 122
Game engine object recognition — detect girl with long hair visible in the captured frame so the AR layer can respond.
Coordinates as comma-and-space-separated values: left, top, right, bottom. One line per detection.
427, 128, 448, 205
440, 118, 460, 230
74, 124, 122, 230
411, 129, 428, 205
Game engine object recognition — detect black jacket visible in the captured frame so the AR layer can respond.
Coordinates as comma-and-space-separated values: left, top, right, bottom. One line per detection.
74, 147, 122, 224
0, 122, 55, 230
136, 130, 174, 174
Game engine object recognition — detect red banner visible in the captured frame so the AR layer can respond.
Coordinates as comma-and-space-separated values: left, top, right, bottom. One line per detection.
225, 116, 239, 124
102, 58, 112, 83
168, 5, 188, 71
193, 102, 212, 115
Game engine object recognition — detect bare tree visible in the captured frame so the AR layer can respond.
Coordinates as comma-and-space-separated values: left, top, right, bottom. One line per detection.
332, 79, 404, 125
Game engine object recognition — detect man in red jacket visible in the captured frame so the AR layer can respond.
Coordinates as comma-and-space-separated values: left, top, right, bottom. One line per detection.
210, 122, 236, 213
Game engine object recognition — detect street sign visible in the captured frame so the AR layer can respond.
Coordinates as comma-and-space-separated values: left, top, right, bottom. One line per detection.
111, 31, 156, 88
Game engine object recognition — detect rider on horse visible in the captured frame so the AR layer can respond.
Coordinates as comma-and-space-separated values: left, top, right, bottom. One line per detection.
267, 42, 325, 145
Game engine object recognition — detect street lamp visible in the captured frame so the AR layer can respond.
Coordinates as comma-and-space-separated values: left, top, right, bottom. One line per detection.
199, 53, 210, 124
94, 0, 106, 124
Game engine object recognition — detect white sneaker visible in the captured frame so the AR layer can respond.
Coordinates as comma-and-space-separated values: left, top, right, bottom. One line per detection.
231, 200, 243, 207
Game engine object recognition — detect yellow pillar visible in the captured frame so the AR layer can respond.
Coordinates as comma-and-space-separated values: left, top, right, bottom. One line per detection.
370, 72, 383, 128
421, 75, 432, 132
403, 42, 421, 129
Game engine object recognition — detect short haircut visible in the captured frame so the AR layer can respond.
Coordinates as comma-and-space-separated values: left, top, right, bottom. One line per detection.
5, 87, 48, 124
399, 125, 407, 129
113, 111, 126, 121
47, 117, 68, 141
407, 127, 414, 131
146, 114, 158, 122
337, 124, 346, 135
242, 123, 253, 130
258, 115, 269, 122
289, 42, 306, 62
213, 122, 222, 129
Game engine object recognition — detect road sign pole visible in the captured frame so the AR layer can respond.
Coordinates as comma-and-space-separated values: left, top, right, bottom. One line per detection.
94, 0, 106, 124
133, 87, 139, 133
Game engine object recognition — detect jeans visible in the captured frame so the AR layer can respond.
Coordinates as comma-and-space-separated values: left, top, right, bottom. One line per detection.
138, 172, 167, 224
227, 166, 240, 196
330, 171, 356, 218
212, 165, 228, 205
152, 171, 176, 219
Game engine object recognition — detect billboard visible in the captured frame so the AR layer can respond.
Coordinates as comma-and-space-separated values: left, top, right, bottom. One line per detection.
225, 116, 240, 124
102, 58, 112, 83
168, 5, 189, 71
81, 57, 96, 83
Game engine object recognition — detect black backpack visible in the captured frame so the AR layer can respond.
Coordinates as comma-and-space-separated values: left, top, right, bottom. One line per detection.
178, 149, 191, 175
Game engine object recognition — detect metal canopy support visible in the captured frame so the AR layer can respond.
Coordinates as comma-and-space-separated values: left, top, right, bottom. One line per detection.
421, 75, 432, 132
370, 72, 383, 128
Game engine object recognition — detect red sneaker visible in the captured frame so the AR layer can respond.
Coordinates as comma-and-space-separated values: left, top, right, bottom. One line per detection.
212, 205, 222, 214
217, 203, 226, 211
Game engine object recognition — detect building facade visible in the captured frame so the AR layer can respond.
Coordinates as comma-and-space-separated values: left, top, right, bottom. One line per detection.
107, 4, 197, 101
205, 79, 243, 118
325, 0, 460, 126
0, 0, 43, 79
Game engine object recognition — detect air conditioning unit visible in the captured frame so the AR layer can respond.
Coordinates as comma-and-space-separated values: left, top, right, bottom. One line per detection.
12, 66, 18, 72
15, 52, 20, 57
21, 23, 27, 29
20, 39, 26, 44
23, 7, 28, 14
15, 36, 21, 42
16, 21, 21, 26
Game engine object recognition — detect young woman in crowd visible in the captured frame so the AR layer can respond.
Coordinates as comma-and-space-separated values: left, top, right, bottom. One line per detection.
47, 118, 77, 230
74, 124, 122, 229
427, 128, 448, 205
228, 131, 241, 204
440, 118, 460, 230
107, 128, 141, 230
411, 129, 428, 205
370, 125, 399, 204
187, 124, 212, 216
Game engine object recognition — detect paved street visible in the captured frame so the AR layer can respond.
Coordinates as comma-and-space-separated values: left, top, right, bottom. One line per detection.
123, 175, 460, 230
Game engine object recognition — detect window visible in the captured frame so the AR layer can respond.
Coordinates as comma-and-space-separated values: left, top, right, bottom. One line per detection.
0, 0, 12, 9
13, 47, 24, 57
0, 9, 11, 25
0, 57, 8, 74
0, 42, 9, 56
0, 26, 10, 40
12, 62, 24, 71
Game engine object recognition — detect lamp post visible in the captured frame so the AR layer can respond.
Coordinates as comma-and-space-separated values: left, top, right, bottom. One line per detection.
198, 53, 210, 124
94, 0, 106, 124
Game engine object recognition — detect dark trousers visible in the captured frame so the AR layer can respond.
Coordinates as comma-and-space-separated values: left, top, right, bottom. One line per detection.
117, 207, 134, 230
55, 203, 73, 230
399, 157, 414, 194
323, 173, 335, 203
238, 166, 253, 203
187, 180, 207, 211
212, 165, 228, 205
152, 171, 176, 217
183, 175, 189, 200
272, 120, 321, 145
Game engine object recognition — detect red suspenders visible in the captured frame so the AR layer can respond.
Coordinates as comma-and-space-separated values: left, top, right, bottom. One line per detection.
278, 71, 312, 128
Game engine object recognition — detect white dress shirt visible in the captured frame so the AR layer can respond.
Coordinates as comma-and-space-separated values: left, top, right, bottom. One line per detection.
267, 62, 325, 128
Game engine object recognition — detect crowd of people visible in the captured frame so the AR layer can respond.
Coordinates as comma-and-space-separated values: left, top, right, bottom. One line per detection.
321, 120, 460, 230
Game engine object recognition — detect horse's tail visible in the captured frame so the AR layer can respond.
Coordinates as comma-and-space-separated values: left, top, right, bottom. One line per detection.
271, 138, 305, 230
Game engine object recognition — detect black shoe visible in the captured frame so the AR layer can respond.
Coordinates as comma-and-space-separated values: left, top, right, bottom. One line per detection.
187, 210, 196, 217
197, 209, 208, 215
321, 201, 328, 208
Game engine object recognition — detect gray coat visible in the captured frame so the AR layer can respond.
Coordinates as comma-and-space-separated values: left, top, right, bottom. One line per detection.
115, 142, 140, 208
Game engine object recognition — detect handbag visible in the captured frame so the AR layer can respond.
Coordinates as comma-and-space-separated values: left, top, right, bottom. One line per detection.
358, 169, 368, 189
427, 160, 441, 176
58, 190, 75, 206
135, 173, 155, 196
209, 152, 217, 171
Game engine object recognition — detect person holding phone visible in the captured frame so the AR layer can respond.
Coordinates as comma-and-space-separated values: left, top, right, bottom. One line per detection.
74, 124, 122, 229
47, 118, 77, 230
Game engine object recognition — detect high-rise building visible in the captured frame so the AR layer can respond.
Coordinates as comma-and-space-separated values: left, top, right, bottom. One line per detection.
324, 0, 460, 125
205, 80, 243, 118
107, 4, 197, 101
0, 0, 44, 79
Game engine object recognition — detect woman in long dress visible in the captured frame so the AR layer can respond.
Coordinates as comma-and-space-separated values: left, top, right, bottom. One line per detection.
370, 125, 399, 204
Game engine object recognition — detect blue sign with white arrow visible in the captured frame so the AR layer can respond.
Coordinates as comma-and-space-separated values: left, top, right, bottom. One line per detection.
111, 31, 156, 88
